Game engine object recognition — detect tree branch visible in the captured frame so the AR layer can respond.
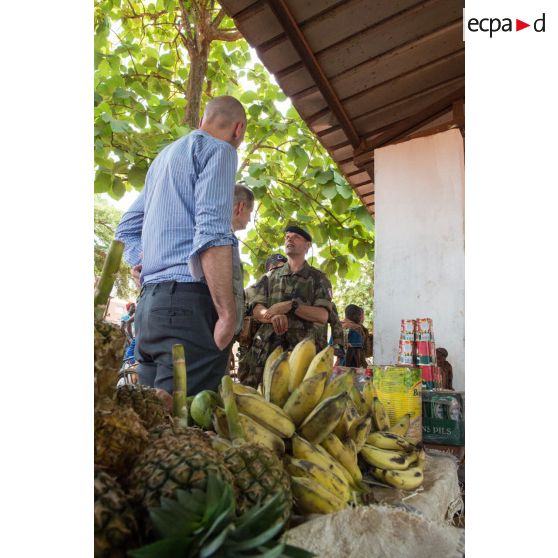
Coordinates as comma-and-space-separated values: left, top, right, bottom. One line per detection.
275, 178, 345, 228
177, 0, 196, 51
211, 8, 226, 29
210, 29, 243, 42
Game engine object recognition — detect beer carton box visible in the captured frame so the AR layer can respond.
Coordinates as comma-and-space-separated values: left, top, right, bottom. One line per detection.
422, 390, 465, 446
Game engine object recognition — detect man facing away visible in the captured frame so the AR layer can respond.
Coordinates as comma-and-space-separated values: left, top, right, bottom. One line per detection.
115, 96, 246, 395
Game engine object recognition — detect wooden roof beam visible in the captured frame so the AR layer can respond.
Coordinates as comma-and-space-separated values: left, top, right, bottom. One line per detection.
353, 87, 464, 168
265, 0, 363, 149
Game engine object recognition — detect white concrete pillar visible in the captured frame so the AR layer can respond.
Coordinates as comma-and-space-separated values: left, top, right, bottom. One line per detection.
373, 128, 465, 390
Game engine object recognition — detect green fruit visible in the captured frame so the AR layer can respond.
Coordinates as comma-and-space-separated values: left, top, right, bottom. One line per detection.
190, 390, 222, 429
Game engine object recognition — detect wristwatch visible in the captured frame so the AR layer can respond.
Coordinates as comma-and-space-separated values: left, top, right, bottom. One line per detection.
291, 299, 299, 313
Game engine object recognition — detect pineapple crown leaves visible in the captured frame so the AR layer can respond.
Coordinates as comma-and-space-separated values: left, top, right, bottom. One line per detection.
128, 474, 314, 558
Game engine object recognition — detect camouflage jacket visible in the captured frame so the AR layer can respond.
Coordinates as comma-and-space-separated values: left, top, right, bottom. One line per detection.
236, 260, 333, 387
251, 261, 333, 351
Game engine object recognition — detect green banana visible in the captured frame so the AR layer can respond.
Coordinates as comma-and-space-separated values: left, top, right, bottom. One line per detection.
298, 392, 347, 445
235, 393, 295, 438
282, 371, 328, 426
288, 337, 317, 392
264, 351, 291, 407
291, 476, 347, 514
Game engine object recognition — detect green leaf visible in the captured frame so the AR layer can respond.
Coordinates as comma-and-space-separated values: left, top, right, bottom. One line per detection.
159, 53, 174, 67
94, 172, 111, 193
321, 182, 337, 199
110, 118, 130, 133
355, 206, 375, 231
316, 170, 333, 185
134, 112, 147, 128
128, 536, 192, 558
336, 181, 353, 199
332, 195, 351, 214
128, 165, 148, 190
241, 90, 258, 103
110, 177, 126, 199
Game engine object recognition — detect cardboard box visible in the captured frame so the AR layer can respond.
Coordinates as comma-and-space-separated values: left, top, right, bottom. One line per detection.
422, 390, 465, 445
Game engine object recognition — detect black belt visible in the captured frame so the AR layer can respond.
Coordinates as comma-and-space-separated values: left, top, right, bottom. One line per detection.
140, 281, 210, 297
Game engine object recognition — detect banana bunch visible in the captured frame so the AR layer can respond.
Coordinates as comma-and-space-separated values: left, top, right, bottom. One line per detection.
193, 337, 426, 512
360, 414, 426, 491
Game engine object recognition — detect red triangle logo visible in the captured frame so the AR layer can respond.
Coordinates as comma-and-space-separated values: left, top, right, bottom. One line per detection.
516, 19, 530, 31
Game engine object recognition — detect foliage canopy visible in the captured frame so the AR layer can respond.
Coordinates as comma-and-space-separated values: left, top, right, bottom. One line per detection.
94, 0, 374, 291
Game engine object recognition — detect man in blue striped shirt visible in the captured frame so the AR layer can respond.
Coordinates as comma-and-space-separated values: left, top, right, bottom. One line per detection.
116, 96, 246, 395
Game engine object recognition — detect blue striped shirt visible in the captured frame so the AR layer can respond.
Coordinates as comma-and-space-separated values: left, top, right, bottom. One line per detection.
115, 130, 238, 284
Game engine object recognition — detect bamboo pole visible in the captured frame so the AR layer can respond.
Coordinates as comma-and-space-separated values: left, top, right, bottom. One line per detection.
94, 239, 124, 315
172, 344, 187, 421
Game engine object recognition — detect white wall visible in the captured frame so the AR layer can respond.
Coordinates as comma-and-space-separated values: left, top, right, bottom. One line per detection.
373, 128, 465, 390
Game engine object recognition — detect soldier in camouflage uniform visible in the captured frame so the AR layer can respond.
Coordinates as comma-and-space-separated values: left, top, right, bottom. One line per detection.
236, 254, 287, 375
238, 225, 333, 387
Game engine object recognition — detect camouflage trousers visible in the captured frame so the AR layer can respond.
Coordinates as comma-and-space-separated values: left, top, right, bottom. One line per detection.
236, 323, 324, 388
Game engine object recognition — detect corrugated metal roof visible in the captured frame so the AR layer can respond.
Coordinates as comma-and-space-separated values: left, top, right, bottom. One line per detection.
220, 0, 465, 215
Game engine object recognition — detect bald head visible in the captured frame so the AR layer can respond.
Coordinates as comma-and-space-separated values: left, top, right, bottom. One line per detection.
203, 96, 246, 128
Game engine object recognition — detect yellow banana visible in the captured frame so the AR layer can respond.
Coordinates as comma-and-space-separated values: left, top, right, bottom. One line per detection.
372, 397, 391, 431
212, 407, 229, 439
261, 346, 283, 398
383, 467, 424, 491
282, 371, 328, 426
288, 337, 317, 392
349, 385, 368, 416
321, 433, 362, 484
351, 414, 373, 452
230, 383, 263, 397
321, 371, 353, 401
303, 345, 334, 381
264, 352, 291, 407
388, 413, 411, 436
291, 476, 347, 514
291, 434, 354, 488
210, 436, 232, 453
371, 466, 387, 483
334, 397, 359, 439
366, 431, 416, 453
285, 456, 351, 502
361, 381, 377, 410
238, 412, 285, 455
235, 393, 295, 438
360, 445, 417, 471
298, 392, 347, 445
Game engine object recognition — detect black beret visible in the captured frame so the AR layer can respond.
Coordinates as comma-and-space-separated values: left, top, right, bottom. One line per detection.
285, 225, 312, 242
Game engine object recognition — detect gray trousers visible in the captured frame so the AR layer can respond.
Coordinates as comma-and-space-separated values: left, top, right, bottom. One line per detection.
134, 281, 230, 395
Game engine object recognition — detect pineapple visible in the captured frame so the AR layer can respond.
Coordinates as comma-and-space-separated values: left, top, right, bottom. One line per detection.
220, 376, 292, 522
223, 444, 292, 520
127, 428, 234, 525
116, 385, 169, 429
94, 319, 125, 380
94, 470, 140, 558
128, 474, 311, 558
94, 402, 149, 478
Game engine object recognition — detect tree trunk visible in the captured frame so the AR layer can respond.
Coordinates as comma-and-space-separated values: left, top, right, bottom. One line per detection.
184, 40, 210, 129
